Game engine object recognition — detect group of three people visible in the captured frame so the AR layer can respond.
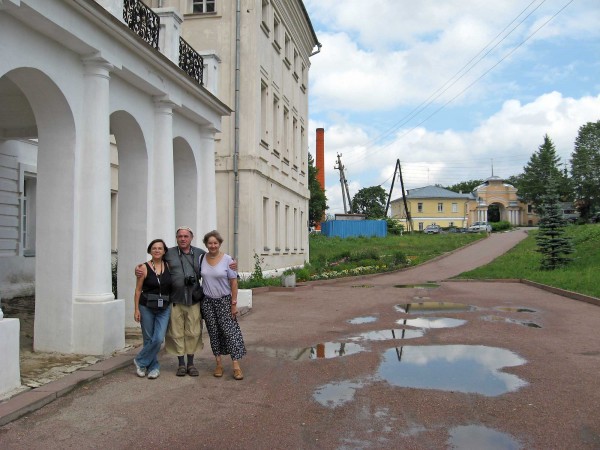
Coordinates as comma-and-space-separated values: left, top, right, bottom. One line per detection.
133, 227, 246, 381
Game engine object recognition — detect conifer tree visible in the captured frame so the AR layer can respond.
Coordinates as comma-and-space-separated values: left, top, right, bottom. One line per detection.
535, 181, 573, 270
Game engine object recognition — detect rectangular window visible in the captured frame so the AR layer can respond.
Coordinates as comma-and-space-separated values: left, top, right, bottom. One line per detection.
273, 15, 281, 50
260, 80, 268, 147
263, 197, 269, 251
293, 208, 298, 251
418, 222, 424, 231
285, 205, 290, 251
284, 34, 291, 68
417, 202, 423, 213
283, 106, 290, 161
438, 202, 443, 212
292, 116, 298, 169
293, 49, 299, 81
452, 202, 458, 213
21, 173, 37, 256
275, 201, 280, 251
272, 94, 279, 155
192, 0, 215, 13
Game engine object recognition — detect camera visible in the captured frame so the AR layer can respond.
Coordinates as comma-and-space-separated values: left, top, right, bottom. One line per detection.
184, 275, 196, 286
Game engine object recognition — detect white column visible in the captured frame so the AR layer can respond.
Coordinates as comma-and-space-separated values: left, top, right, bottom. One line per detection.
149, 98, 176, 244
76, 58, 114, 303
0, 318, 20, 396
72, 57, 124, 355
197, 129, 217, 235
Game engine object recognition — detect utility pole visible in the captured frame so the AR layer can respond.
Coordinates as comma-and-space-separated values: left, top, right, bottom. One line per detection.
384, 159, 412, 232
334, 153, 353, 214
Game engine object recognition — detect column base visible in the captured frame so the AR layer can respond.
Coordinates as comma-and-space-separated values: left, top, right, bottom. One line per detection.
0, 318, 21, 396
73, 298, 125, 355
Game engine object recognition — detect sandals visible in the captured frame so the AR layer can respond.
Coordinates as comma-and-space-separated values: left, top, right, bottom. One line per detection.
233, 368, 244, 380
187, 365, 199, 377
176, 365, 187, 377
214, 365, 224, 378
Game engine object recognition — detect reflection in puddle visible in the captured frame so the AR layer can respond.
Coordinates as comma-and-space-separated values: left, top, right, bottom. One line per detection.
448, 425, 522, 449
313, 381, 365, 408
348, 316, 378, 324
377, 345, 527, 396
495, 307, 536, 313
395, 302, 477, 314
253, 342, 365, 360
483, 315, 542, 328
394, 283, 440, 289
397, 317, 467, 329
349, 329, 424, 341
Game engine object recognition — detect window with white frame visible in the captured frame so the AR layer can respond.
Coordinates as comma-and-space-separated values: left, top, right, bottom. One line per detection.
263, 197, 269, 251
273, 14, 281, 51
275, 201, 280, 251
452, 202, 458, 213
21, 172, 37, 256
437, 202, 443, 212
417, 202, 423, 213
192, 0, 215, 14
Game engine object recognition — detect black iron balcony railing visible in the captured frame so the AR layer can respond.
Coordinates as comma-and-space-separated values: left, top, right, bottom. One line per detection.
123, 0, 160, 49
179, 37, 204, 86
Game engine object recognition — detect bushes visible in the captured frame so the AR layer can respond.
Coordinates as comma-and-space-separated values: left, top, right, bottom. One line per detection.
491, 221, 511, 232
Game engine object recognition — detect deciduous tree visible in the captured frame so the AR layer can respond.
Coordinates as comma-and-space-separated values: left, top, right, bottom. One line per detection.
351, 186, 388, 219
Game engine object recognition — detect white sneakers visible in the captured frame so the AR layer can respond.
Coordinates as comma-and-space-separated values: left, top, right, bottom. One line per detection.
147, 369, 160, 379
133, 359, 146, 378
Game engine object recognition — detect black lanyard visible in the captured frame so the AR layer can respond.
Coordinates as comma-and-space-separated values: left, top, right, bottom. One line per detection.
150, 260, 163, 295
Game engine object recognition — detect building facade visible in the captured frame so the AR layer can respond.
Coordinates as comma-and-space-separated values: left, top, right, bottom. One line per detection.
151, 0, 321, 273
391, 177, 538, 230
0, 0, 229, 356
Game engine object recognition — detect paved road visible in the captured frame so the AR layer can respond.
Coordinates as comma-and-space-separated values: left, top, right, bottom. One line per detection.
1, 229, 599, 449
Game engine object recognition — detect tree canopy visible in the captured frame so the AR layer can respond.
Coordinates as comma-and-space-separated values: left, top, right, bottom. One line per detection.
351, 185, 388, 219
519, 134, 570, 212
570, 120, 600, 219
445, 179, 484, 194
308, 153, 327, 227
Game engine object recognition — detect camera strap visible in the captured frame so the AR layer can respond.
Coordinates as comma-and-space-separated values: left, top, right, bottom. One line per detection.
178, 247, 198, 279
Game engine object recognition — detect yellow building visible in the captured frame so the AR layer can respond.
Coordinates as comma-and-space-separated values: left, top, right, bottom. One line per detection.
391, 177, 538, 231
390, 185, 473, 231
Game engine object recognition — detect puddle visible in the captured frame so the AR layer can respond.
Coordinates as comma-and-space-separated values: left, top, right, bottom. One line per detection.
377, 345, 528, 396
348, 329, 424, 341
313, 381, 365, 408
495, 307, 536, 313
395, 302, 477, 314
348, 316, 378, 324
394, 283, 440, 289
448, 425, 522, 449
253, 342, 365, 360
397, 317, 467, 329
483, 315, 542, 328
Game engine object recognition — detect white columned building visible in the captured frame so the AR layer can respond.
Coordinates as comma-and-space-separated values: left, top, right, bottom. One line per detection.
0, 0, 230, 391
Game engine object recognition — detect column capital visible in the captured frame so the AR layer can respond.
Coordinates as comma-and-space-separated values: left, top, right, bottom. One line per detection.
82, 54, 114, 77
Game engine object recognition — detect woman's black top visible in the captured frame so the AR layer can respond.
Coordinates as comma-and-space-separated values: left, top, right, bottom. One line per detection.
140, 261, 172, 306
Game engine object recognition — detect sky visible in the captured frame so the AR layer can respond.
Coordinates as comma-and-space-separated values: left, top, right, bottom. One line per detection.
303, 0, 600, 215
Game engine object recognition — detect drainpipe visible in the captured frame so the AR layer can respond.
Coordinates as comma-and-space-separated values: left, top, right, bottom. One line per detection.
233, 0, 241, 260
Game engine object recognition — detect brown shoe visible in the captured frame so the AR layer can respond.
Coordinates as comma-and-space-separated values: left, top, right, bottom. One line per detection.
213, 365, 224, 378
233, 368, 244, 380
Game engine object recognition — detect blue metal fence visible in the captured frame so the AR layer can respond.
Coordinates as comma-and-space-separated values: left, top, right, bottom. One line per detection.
321, 220, 387, 238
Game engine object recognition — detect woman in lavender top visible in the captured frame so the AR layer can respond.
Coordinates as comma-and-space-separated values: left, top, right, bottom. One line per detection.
200, 230, 246, 380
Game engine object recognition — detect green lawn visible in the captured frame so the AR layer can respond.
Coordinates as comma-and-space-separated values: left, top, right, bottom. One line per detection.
456, 224, 600, 298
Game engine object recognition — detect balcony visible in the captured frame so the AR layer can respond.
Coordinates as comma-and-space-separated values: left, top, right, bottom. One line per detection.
122, 0, 204, 86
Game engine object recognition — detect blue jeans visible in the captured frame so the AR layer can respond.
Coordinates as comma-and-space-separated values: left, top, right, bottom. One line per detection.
135, 304, 171, 372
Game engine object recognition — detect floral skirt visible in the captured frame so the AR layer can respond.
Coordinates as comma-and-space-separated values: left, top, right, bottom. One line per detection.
201, 295, 246, 360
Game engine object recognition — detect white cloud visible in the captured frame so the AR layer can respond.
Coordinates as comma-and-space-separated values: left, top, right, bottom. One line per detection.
321, 93, 600, 213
